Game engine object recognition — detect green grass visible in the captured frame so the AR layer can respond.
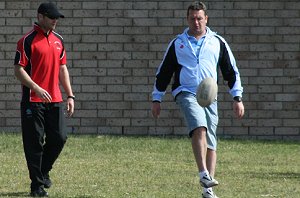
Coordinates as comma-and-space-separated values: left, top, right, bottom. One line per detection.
0, 133, 299, 198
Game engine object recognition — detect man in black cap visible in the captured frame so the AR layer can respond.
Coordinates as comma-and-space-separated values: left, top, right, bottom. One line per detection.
14, 2, 74, 197
38, 2, 64, 19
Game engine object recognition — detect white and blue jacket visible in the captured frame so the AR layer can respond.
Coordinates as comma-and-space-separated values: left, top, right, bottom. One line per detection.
152, 27, 243, 102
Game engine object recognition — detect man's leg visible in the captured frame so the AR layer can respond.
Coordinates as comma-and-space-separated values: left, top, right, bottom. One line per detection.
41, 103, 67, 186
206, 149, 217, 177
191, 127, 218, 189
191, 127, 208, 172
21, 103, 48, 196
192, 130, 218, 197
191, 127, 217, 177
198, 137, 218, 198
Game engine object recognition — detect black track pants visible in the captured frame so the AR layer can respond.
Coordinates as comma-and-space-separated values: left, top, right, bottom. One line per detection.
21, 102, 67, 190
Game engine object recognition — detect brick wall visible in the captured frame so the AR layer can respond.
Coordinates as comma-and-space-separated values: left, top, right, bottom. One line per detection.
1, 1, 299, 140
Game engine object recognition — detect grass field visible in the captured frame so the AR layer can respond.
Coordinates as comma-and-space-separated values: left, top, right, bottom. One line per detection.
0, 133, 299, 198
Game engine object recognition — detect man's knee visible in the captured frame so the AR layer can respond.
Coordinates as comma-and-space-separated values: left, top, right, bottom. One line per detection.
46, 133, 67, 148
191, 127, 207, 138
57, 134, 67, 147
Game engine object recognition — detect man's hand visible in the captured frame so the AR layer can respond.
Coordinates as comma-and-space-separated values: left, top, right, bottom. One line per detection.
66, 98, 74, 117
233, 101, 244, 119
151, 102, 161, 119
35, 87, 52, 103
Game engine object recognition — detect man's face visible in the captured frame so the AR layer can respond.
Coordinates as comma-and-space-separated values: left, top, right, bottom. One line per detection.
38, 14, 58, 32
187, 9, 208, 37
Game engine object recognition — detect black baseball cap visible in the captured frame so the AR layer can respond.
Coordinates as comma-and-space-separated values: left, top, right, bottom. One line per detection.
38, 2, 64, 19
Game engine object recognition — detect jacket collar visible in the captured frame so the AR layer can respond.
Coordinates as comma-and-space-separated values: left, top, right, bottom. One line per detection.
34, 22, 53, 36
178, 26, 215, 44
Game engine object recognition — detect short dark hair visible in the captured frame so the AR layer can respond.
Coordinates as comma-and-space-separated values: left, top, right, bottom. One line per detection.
187, 1, 207, 17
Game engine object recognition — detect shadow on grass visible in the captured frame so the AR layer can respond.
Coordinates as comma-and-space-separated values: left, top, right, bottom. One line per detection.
0, 192, 94, 198
0, 192, 29, 197
247, 171, 300, 179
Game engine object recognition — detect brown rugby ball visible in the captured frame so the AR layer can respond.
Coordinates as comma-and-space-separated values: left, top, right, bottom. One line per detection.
196, 77, 218, 107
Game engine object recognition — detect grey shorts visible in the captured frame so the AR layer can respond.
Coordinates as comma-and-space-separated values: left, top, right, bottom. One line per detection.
175, 91, 219, 150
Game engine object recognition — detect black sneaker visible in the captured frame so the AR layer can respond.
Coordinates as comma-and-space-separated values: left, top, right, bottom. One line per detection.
44, 177, 52, 189
30, 187, 48, 197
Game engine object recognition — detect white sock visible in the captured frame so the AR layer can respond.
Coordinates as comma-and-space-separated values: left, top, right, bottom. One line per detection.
199, 170, 210, 179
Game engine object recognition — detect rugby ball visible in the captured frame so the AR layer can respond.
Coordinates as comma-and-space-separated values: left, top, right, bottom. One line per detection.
196, 77, 218, 107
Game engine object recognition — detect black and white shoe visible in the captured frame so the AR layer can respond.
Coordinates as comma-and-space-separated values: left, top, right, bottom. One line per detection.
200, 174, 219, 188
202, 190, 219, 198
